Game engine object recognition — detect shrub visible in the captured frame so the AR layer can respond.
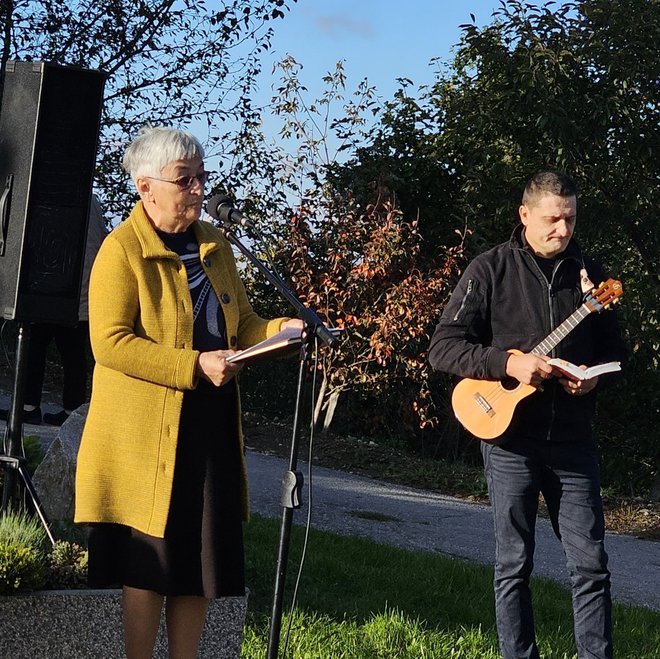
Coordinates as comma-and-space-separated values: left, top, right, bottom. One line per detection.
0, 513, 90, 593
0, 509, 48, 594
47, 540, 89, 590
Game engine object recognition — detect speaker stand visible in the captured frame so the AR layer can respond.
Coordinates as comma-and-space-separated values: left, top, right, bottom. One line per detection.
0, 322, 55, 545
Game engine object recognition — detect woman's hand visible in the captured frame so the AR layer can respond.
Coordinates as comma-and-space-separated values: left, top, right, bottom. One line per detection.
281, 318, 304, 331
196, 350, 243, 387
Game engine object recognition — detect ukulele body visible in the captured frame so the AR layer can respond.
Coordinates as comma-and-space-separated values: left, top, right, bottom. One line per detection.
449, 279, 622, 442
451, 349, 536, 441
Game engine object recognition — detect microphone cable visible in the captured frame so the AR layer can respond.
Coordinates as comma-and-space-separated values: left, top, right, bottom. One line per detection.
280, 333, 321, 658
206, 200, 333, 653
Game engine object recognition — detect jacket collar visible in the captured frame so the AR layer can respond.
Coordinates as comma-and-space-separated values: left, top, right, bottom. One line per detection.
128, 201, 223, 260
508, 224, 583, 264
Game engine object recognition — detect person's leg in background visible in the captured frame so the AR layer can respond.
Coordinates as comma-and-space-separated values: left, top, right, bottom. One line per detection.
0, 322, 54, 424
43, 321, 90, 425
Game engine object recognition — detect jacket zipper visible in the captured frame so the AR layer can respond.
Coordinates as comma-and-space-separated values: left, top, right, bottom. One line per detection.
547, 276, 557, 440
453, 279, 474, 321
514, 237, 584, 441
522, 252, 558, 440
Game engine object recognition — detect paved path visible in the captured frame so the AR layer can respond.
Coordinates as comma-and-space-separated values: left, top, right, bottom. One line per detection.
1, 392, 658, 611
246, 451, 660, 611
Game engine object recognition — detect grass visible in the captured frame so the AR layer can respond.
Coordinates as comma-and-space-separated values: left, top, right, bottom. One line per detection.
242, 514, 660, 659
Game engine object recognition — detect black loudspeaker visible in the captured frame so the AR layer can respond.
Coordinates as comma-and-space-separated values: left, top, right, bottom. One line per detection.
0, 60, 105, 325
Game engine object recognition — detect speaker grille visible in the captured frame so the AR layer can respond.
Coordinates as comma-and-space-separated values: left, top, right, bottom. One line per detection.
0, 61, 106, 324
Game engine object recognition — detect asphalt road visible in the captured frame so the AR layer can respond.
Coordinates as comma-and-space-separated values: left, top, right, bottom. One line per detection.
246, 450, 660, 611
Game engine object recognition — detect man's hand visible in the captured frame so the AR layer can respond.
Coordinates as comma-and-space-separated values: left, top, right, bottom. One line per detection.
553, 365, 599, 397
196, 350, 243, 387
505, 352, 554, 387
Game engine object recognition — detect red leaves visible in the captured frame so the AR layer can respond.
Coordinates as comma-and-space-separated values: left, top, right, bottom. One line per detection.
275, 200, 465, 432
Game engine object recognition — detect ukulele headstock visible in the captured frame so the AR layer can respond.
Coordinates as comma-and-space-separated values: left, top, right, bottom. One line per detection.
584, 278, 623, 313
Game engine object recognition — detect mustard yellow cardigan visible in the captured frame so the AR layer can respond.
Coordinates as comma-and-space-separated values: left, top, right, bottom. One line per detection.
74, 202, 286, 537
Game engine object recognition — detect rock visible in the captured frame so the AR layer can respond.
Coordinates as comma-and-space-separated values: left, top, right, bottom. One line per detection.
650, 473, 660, 502
32, 404, 89, 524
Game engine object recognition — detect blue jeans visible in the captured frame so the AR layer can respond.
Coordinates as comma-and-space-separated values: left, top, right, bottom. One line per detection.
481, 437, 612, 659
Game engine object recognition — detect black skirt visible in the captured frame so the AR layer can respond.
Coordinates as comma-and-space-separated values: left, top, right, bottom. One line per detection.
87, 379, 245, 598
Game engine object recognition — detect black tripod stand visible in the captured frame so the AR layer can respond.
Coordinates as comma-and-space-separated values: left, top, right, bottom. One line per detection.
0, 322, 55, 545
217, 222, 338, 659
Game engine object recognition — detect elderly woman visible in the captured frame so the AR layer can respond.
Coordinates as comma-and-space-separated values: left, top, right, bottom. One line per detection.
75, 126, 300, 658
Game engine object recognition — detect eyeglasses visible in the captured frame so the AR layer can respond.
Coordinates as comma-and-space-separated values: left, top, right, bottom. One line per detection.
146, 171, 211, 191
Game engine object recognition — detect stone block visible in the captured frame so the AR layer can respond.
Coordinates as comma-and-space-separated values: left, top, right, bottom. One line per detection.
32, 404, 88, 524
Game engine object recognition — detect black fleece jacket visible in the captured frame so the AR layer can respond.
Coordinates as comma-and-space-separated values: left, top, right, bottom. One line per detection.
428, 225, 627, 442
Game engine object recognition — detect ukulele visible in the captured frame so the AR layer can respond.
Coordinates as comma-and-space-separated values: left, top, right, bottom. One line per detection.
451, 278, 623, 441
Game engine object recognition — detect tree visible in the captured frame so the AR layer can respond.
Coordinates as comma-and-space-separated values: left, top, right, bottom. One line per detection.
218, 58, 468, 452
0, 0, 295, 216
325, 0, 659, 494
279, 202, 466, 443
217, 55, 381, 223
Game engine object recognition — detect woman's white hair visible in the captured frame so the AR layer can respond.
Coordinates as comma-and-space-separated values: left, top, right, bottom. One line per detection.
122, 125, 204, 182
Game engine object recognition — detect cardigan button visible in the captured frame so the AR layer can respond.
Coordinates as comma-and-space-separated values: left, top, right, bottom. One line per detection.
221, 293, 231, 304
230, 335, 237, 347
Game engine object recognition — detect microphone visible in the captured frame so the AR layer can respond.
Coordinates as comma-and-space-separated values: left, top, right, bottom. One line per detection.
206, 194, 256, 231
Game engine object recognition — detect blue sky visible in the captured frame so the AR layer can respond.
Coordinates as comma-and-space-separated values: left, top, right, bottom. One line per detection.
255, 0, 507, 106
201, 1, 515, 191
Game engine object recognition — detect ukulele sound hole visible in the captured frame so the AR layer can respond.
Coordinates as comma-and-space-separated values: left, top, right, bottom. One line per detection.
500, 377, 520, 391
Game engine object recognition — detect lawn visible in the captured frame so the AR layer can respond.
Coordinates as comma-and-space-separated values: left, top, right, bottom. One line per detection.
242, 514, 660, 658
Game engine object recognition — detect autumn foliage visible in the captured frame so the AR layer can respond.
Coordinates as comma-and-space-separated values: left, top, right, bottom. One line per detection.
271, 200, 465, 438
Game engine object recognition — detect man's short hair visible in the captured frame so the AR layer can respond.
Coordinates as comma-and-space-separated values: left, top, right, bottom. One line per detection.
522, 170, 577, 207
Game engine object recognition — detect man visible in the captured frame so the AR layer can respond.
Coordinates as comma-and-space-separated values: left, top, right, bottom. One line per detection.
428, 171, 626, 659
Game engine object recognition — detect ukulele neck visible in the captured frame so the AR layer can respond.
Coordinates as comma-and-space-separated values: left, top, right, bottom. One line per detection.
531, 303, 591, 356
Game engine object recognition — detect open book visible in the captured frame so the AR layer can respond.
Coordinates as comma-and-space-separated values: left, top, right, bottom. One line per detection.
547, 358, 621, 381
226, 326, 343, 365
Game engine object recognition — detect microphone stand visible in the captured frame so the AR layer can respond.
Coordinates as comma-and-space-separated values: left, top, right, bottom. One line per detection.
219, 224, 339, 659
